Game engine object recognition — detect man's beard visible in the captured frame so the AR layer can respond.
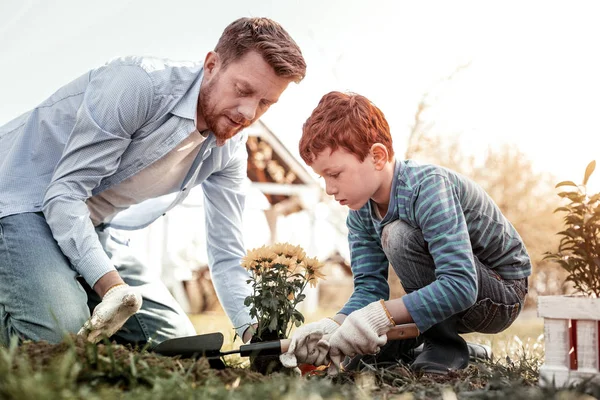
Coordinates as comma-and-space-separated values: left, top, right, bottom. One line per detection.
199, 78, 251, 146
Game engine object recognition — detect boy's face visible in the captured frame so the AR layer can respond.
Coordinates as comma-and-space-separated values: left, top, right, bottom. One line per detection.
310, 147, 384, 210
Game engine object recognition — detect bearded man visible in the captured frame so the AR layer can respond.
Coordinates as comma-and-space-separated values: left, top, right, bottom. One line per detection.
0, 17, 306, 347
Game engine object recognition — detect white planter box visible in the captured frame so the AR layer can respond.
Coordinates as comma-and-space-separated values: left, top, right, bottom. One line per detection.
538, 295, 600, 386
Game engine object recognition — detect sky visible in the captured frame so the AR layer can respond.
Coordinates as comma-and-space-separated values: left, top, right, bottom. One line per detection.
1, 0, 599, 194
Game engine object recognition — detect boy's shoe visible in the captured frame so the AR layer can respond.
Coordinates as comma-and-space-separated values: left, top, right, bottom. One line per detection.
410, 316, 471, 375
342, 317, 493, 374
342, 339, 491, 373
411, 341, 493, 363
342, 337, 423, 371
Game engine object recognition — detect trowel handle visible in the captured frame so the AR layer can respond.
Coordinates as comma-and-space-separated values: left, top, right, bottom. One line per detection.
238, 340, 286, 357
276, 323, 420, 353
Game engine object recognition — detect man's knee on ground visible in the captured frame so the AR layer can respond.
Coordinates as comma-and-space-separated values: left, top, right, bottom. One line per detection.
4, 297, 89, 345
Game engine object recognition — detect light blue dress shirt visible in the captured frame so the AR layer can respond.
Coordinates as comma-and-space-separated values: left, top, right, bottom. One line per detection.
0, 56, 254, 337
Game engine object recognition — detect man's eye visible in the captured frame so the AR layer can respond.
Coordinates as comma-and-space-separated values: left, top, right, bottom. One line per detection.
236, 86, 249, 96
329, 173, 340, 178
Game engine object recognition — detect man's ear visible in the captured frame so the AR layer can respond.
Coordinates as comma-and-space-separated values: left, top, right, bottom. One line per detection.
204, 51, 220, 77
370, 143, 389, 170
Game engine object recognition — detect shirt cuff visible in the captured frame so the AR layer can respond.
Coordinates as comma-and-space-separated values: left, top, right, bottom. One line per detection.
402, 291, 433, 333
76, 248, 117, 288
232, 308, 257, 340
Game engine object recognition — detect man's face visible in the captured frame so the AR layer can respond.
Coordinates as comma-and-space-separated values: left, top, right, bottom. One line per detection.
198, 50, 292, 146
310, 147, 383, 211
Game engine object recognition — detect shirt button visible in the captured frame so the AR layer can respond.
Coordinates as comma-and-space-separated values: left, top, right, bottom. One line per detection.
182, 188, 187, 192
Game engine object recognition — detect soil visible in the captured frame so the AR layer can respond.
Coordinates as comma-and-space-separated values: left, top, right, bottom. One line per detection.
11, 335, 532, 395
16, 335, 267, 386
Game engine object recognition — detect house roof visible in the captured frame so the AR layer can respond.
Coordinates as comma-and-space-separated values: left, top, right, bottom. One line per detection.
245, 120, 321, 206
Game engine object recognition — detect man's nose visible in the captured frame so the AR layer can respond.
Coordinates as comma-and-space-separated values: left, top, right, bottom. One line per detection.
238, 99, 258, 121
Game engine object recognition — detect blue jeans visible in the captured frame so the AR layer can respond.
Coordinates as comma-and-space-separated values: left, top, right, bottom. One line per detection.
381, 220, 528, 334
0, 212, 196, 347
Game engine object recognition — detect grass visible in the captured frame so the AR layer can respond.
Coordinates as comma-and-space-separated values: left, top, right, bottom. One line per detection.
1, 309, 599, 399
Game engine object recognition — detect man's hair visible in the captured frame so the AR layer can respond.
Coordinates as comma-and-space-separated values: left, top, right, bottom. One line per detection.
299, 91, 394, 164
215, 17, 306, 83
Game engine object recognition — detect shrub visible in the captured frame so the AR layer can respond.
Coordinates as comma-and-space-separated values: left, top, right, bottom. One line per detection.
544, 160, 600, 297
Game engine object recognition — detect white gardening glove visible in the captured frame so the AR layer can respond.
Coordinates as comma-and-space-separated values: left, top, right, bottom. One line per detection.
325, 300, 395, 376
279, 317, 340, 368
78, 284, 142, 343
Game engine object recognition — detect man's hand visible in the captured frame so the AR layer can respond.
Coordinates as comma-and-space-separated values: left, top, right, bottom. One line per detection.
326, 300, 395, 375
242, 324, 258, 343
279, 317, 340, 368
78, 283, 142, 343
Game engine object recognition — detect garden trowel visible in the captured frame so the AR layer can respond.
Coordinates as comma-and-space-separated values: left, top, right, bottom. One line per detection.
153, 323, 420, 368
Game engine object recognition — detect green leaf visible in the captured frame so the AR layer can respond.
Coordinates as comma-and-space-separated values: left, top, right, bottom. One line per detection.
565, 215, 584, 225
555, 181, 578, 188
268, 317, 278, 332
565, 193, 586, 202
583, 160, 596, 186
553, 207, 571, 214
589, 193, 600, 203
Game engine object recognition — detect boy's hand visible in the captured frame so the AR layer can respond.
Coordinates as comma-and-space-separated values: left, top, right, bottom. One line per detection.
325, 300, 395, 375
279, 317, 340, 368
78, 284, 142, 343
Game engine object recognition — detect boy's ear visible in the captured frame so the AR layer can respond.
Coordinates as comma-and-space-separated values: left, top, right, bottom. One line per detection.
370, 143, 388, 170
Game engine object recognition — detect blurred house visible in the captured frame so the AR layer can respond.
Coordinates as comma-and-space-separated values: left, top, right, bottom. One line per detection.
125, 120, 352, 314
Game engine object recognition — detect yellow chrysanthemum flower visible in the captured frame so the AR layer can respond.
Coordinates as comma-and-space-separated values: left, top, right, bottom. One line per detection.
240, 254, 257, 271
270, 242, 306, 260
253, 245, 278, 262
303, 256, 326, 287
272, 255, 294, 268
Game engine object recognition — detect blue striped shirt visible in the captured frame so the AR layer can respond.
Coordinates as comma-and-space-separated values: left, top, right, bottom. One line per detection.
0, 56, 254, 338
340, 160, 531, 332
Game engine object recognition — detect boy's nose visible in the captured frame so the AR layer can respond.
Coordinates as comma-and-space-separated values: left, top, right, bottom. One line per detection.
325, 183, 337, 196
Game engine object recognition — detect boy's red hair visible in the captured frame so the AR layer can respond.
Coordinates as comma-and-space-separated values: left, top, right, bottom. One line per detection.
299, 91, 394, 164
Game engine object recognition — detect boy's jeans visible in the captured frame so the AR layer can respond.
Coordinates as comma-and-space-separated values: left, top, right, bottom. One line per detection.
382, 220, 528, 334
0, 212, 196, 347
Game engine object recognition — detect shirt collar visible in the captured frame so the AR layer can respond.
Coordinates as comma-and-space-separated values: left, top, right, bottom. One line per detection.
171, 67, 204, 122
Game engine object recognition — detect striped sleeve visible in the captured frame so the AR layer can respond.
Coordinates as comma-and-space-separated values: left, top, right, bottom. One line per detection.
339, 209, 390, 316
401, 173, 478, 332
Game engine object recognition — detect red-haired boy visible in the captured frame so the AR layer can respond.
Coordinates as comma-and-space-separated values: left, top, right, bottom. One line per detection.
280, 91, 530, 374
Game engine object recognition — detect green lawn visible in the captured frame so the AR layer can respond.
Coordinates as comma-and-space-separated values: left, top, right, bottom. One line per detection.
1, 310, 599, 399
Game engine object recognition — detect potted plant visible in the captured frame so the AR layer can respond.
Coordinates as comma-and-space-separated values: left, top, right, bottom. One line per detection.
240, 242, 325, 373
539, 160, 600, 386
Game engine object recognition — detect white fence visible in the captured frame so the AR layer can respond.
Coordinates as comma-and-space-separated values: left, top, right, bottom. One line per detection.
538, 296, 600, 386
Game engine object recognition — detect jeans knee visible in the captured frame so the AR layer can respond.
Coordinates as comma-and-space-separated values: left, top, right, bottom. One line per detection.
382, 220, 424, 255
7, 293, 89, 344
382, 220, 435, 290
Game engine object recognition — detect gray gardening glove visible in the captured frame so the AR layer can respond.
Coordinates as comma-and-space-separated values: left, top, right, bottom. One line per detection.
78, 284, 142, 343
